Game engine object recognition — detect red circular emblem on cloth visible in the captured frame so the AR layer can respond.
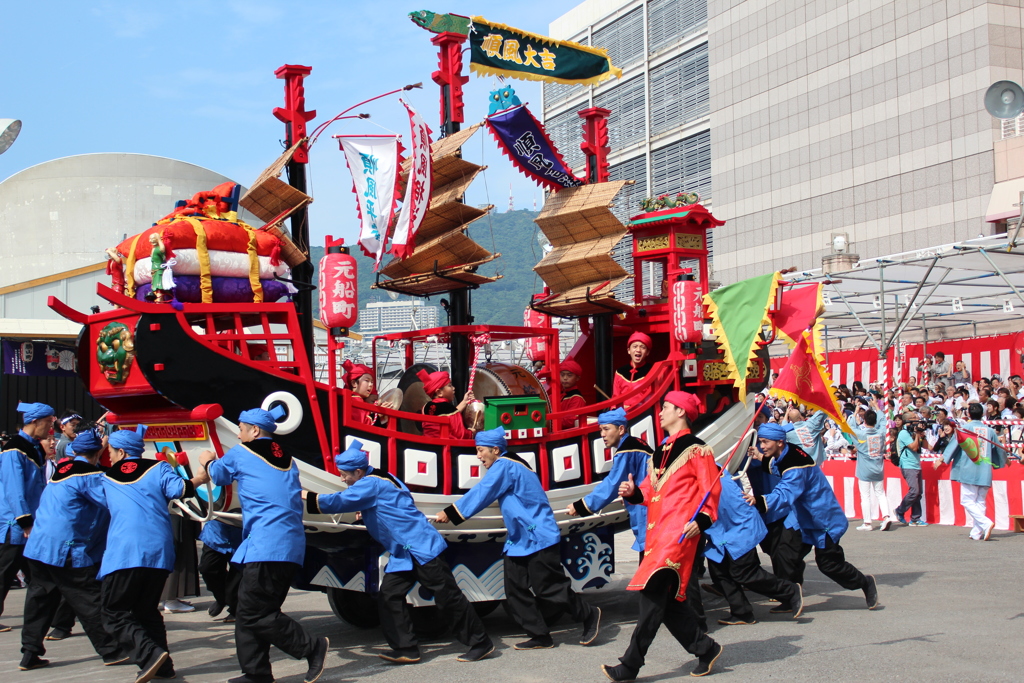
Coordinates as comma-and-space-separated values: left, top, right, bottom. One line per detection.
271, 442, 284, 458
58, 463, 73, 474
121, 461, 138, 473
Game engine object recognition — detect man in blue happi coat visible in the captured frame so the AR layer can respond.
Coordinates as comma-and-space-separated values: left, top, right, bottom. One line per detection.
566, 408, 652, 557
83, 425, 207, 683
200, 407, 329, 683
939, 402, 1008, 541
0, 401, 53, 632
745, 423, 879, 610
18, 427, 128, 671
436, 427, 600, 650
705, 471, 802, 625
306, 440, 493, 664
785, 408, 828, 465
198, 517, 243, 621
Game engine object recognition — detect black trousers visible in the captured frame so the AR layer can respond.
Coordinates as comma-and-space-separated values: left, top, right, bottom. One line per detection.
235, 561, 314, 680
378, 554, 489, 652
760, 520, 811, 585
707, 548, 800, 619
51, 597, 77, 632
620, 569, 715, 672
101, 567, 171, 671
814, 535, 868, 590
503, 544, 593, 639
21, 559, 118, 658
686, 536, 707, 629
0, 541, 28, 617
199, 546, 241, 614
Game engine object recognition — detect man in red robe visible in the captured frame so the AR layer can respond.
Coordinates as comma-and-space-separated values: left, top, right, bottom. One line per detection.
612, 332, 654, 408
558, 358, 587, 429
418, 369, 475, 440
602, 390, 723, 681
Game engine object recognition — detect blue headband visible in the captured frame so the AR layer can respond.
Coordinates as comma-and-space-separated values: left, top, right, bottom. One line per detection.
757, 423, 788, 442
238, 405, 287, 434
597, 407, 628, 427
335, 440, 370, 471
71, 429, 104, 454
108, 424, 148, 456
475, 426, 507, 452
17, 402, 54, 423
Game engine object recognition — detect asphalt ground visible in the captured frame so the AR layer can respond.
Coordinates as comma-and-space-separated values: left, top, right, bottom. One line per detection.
1, 523, 1021, 682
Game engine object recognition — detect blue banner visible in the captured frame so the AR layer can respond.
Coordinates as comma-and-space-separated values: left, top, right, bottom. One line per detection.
485, 104, 583, 191
2, 340, 78, 377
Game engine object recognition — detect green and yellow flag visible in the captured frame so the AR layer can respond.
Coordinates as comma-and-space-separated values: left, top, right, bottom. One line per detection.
704, 272, 781, 394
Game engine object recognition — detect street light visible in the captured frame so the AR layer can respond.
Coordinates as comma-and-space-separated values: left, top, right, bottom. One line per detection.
0, 119, 21, 154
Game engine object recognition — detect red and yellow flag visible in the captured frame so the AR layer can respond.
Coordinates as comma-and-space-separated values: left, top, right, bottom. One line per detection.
773, 282, 825, 360
769, 330, 853, 435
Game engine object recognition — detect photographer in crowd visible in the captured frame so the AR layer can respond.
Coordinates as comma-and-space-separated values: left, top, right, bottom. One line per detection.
893, 414, 927, 526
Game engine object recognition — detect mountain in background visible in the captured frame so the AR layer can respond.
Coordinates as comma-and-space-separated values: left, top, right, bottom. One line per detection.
309, 209, 545, 328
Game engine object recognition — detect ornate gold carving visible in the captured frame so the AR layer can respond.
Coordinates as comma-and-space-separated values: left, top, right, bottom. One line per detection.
636, 234, 670, 252
701, 359, 765, 383
675, 233, 704, 250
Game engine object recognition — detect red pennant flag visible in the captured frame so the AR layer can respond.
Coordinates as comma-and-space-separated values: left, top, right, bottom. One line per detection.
773, 283, 825, 359
769, 330, 852, 435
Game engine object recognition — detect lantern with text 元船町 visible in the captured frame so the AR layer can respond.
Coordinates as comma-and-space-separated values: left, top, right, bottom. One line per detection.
671, 278, 703, 344
319, 250, 358, 332
523, 305, 550, 362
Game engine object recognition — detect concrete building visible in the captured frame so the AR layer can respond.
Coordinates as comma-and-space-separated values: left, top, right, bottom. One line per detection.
357, 300, 441, 336
547, 0, 1023, 288
545, 0, 712, 297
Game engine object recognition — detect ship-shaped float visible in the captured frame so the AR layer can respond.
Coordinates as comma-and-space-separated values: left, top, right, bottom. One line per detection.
49, 14, 770, 628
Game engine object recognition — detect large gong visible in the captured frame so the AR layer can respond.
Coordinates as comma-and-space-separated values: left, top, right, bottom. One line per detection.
396, 362, 548, 435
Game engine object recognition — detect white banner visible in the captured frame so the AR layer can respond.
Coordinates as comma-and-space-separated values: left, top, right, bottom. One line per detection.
390, 99, 433, 260
339, 136, 399, 266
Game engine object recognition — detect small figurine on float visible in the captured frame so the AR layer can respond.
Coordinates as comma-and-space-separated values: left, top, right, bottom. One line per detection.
557, 358, 587, 429
613, 332, 654, 408
418, 368, 475, 439
147, 233, 176, 303
104, 248, 126, 296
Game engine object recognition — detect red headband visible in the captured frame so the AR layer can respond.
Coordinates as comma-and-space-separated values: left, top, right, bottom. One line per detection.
664, 390, 704, 423
417, 368, 451, 396
342, 359, 374, 387
560, 358, 583, 378
628, 332, 652, 349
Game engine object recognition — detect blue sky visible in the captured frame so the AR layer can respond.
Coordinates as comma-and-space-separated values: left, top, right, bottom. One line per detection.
1, 1, 579, 247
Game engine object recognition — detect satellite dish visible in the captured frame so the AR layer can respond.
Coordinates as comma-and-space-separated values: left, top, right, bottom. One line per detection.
984, 81, 1024, 119
0, 119, 21, 154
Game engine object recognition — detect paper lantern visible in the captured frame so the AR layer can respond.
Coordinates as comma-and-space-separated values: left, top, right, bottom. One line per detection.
319, 251, 358, 330
671, 278, 703, 344
523, 304, 550, 362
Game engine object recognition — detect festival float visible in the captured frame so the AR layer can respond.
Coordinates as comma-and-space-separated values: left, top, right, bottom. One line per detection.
47, 12, 798, 628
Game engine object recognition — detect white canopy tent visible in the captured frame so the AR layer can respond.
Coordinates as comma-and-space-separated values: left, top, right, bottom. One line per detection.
784, 232, 1024, 355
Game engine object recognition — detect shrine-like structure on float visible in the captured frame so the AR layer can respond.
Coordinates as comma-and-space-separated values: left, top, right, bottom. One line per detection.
48, 12, 770, 627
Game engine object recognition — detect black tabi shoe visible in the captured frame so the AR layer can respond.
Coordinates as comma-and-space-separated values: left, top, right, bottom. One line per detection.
602, 663, 639, 682
378, 648, 421, 664
690, 642, 723, 677
208, 601, 226, 618
227, 676, 275, 683
717, 615, 757, 625
792, 583, 805, 619
19, 653, 50, 671
513, 636, 554, 650
103, 651, 132, 666
153, 660, 177, 679
457, 638, 495, 662
769, 602, 793, 614
863, 575, 880, 610
222, 613, 236, 623
45, 627, 72, 641
136, 651, 169, 683
304, 636, 329, 683
700, 582, 724, 598
580, 606, 601, 645
0, 623, 12, 632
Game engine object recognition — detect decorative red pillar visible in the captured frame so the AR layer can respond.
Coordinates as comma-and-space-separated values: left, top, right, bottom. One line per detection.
431, 32, 469, 135
273, 64, 316, 163
578, 106, 611, 184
